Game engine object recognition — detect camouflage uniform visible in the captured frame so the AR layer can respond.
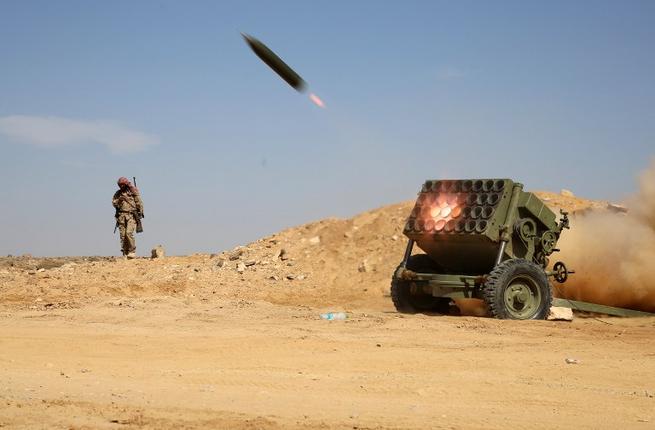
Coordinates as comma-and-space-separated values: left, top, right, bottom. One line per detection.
112, 180, 144, 257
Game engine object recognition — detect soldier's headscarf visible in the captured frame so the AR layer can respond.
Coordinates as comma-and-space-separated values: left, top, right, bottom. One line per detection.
117, 177, 139, 194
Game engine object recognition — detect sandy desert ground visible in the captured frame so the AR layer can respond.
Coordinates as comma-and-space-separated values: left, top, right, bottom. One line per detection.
1, 192, 654, 429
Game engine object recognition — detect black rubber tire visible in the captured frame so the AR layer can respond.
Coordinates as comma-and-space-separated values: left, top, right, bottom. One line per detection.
391, 254, 451, 314
483, 259, 552, 320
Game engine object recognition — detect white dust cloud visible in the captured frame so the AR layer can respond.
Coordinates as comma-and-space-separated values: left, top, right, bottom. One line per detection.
556, 159, 655, 312
0, 115, 159, 154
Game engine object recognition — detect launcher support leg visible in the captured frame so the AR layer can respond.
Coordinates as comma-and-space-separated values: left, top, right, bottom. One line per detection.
495, 241, 507, 267
401, 240, 415, 268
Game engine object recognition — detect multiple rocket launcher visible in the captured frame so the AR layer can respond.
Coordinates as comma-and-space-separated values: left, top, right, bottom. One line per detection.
404, 178, 563, 274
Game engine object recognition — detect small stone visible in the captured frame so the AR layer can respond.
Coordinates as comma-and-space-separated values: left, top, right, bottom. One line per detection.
244, 260, 256, 267
308, 236, 321, 245
229, 248, 244, 261
216, 259, 226, 268
236, 262, 246, 273
27, 269, 37, 275
286, 274, 296, 280
268, 275, 280, 281
548, 307, 574, 321
296, 274, 306, 280
37, 268, 45, 272
151, 245, 165, 259
391, 235, 398, 241
607, 203, 628, 213
560, 189, 575, 197
358, 260, 371, 273
565, 358, 580, 365
344, 231, 352, 238
280, 249, 289, 261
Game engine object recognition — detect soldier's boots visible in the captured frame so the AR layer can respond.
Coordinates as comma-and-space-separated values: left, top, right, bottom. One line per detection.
126, 252, 136, 259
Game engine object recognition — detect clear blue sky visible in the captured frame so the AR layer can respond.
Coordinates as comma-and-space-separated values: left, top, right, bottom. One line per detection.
1, 1, 653, 256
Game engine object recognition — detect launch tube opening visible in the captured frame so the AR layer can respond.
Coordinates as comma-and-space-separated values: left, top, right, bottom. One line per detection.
471, 206, 483, 219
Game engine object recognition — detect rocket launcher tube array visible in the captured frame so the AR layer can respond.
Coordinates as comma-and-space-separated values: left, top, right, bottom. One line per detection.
404, 179, 509, 236
403, 178, 563, 274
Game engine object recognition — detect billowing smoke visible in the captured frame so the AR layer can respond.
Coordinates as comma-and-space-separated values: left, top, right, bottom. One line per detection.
556, 159, 655, 313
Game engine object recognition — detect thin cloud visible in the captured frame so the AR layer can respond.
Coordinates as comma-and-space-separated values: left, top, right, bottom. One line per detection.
435, 66, 466, 81
0, 115, 159, 153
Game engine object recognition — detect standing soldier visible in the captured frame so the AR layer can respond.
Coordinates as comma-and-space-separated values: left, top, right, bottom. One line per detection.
112, 177, 144, 259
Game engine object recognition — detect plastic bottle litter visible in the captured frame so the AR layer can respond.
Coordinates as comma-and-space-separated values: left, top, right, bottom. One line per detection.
320, 312, 347, 320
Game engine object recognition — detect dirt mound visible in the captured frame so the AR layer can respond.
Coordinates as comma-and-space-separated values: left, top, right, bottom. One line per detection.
0, 202, 412, 312
0, 256, 112, 271
1, 190, 610, 313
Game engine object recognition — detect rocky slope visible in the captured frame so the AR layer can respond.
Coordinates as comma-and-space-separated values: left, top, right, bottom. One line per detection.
2, 190, 619, 314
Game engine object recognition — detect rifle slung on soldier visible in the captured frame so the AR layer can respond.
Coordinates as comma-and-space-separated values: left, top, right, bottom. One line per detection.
133, 176, 144, 233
